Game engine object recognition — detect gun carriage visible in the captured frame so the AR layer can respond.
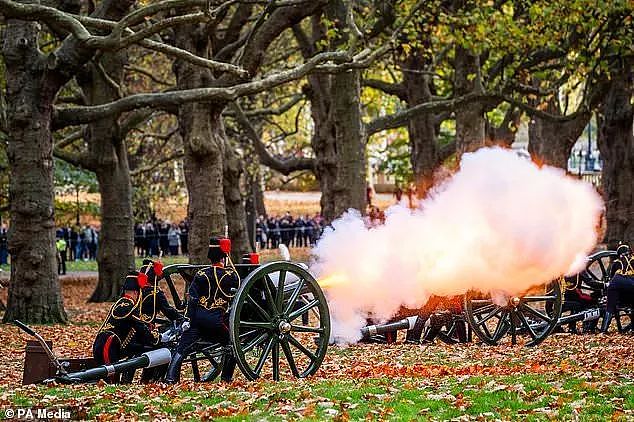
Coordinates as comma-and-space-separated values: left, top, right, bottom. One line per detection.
359, 249, 632, 346
18, 261, 330, 384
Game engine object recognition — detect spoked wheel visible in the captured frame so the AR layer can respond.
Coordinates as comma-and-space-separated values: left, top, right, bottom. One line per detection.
436, 315, 471, 344
464, 281, 562, 346
185, 346, 225, 382
229, 262, 330, 381
585, 250, 617, 284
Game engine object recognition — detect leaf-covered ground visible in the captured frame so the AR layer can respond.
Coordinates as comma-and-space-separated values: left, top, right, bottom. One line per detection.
1, 276, 633, 420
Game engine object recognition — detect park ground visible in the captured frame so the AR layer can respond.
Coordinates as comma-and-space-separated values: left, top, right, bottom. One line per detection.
0, 266, 633, 421
0, 195, 632, 420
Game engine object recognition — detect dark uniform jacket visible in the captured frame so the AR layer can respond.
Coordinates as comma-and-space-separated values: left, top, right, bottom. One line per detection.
138, 287, 181, 324
97, 295, 159, 354
609, 255, 634, 279
186, 265, 240, 321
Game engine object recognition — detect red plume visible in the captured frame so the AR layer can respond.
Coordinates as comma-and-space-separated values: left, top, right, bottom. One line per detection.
219, 238, 232, 254
154, 260, 164, 278
137, 272, 149, 289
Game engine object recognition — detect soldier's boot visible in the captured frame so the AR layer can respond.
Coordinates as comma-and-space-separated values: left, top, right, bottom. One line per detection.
120, 369, 135, 384
164, 352, 185, 384
220, 352, 237, 383
600, 312, 613, 333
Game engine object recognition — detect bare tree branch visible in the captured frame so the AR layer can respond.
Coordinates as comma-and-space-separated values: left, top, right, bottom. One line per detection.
53, 50, 349, 128
362, 78, 406, 100
229, 102, 314, 175
131, 150, 184, 176
54, 129, 83, 149
224, 93, 304, 118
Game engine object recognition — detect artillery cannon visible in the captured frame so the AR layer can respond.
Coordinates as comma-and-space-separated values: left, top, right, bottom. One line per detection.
357, 249, 632, 346
18, 261, 331, 384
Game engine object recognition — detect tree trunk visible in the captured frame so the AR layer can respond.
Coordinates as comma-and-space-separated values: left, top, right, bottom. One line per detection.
174, 26, 227, 264
180, 105, 227, 263
528, 99, 591, 169
454, 47, 486, 154
598, 60, 634, 247
2, 20, 67, 323
331, 69, 366, 217
78, 52, 135, 302
224, 145, 251, 259
305, 74, 337, 221
402, 50, 440, 197
91, 152, 134, 301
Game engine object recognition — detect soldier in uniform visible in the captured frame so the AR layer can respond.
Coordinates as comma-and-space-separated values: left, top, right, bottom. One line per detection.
137, 259, 184, 381
602, 244, 634, 332
137, 259, 182, 324
165, 237, 240, 383
93, 271, 169, 382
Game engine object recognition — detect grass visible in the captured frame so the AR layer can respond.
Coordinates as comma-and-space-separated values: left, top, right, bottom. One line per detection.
0, 249, 312, 274
2, 374, 632, 420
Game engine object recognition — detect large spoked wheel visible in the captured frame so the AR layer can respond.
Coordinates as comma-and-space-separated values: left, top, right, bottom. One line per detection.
229, 262, 330, 381
464, 281, 562, 347
585, 250, 617, 284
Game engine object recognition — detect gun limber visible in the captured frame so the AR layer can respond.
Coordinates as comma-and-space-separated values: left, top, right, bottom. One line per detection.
360, 316, 418, 338
53, 348, 172, 384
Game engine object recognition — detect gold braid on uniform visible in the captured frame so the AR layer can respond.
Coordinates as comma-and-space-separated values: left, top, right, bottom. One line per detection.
138, 264, 158, 323
616, 255, 634, 276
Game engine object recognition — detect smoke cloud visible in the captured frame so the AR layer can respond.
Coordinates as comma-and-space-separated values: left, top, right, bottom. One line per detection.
310, 147, 604, 343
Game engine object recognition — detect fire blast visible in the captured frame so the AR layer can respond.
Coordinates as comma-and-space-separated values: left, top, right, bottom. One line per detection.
311, 147, 604, 343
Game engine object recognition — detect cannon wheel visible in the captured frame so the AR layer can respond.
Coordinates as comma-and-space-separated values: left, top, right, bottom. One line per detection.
464, 281, 562, 347
229, 262, 330, 381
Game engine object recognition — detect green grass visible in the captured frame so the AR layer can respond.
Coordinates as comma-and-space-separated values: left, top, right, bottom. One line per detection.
0, 256, 189, 274
4, 373, 633, 420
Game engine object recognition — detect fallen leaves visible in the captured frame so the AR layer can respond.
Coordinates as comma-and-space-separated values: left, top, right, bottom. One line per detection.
0, 277, 633, 420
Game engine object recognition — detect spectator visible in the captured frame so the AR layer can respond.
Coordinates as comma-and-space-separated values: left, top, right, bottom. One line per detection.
158, 220, 170, 256
0, 224, 8, 265
146, 222, 159, 257
295, 215, 306, 247
267, 216, 280, 249
179, 220, 189, 255
69, 226, 78, 261
134, 223, 145, 257
56, 234, 67, 275
168, 223, 180, 256
256, 216, 267, 250
304, 214, 313, 247
86, 225, 98, 260
79, 225, 88, 261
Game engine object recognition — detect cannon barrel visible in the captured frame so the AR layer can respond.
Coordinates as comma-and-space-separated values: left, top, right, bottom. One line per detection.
360, 316, 418, 338
53, 348, 172, 384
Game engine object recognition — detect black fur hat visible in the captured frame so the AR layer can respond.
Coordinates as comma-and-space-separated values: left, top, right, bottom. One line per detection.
208, 236, 230, 262
122, 271, 140, 291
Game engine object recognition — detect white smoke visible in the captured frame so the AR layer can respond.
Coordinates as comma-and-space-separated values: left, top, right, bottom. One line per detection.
311, 147, 604, 343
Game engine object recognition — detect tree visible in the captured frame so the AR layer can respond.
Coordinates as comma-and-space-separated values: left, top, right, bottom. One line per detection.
1, 0, 135, 323
598, 57, 633, 247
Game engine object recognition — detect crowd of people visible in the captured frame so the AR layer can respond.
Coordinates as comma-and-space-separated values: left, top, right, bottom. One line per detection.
255, 212, 325, 249
134, 220, 190, 257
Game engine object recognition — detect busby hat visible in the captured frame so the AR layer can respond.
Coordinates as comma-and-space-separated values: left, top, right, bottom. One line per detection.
122, 271, 141, 291
616, 243, 631, 257
139, 259, 164, 287
208, 236, 231, 262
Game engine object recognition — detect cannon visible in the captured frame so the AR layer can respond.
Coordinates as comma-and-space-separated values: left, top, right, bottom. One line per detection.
463, 249, 632, 346
18, 261, 331, 383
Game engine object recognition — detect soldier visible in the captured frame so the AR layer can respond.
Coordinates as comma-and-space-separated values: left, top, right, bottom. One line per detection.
137, 259, 184, 382
602, 244, 634, 332
165, 237, 240, 383
93, 271, 170, 383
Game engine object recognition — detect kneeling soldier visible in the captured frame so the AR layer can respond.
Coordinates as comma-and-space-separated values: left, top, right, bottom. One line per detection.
165, 237, 240, 383
137, 259, 183, 381
93, 271, 167, 382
